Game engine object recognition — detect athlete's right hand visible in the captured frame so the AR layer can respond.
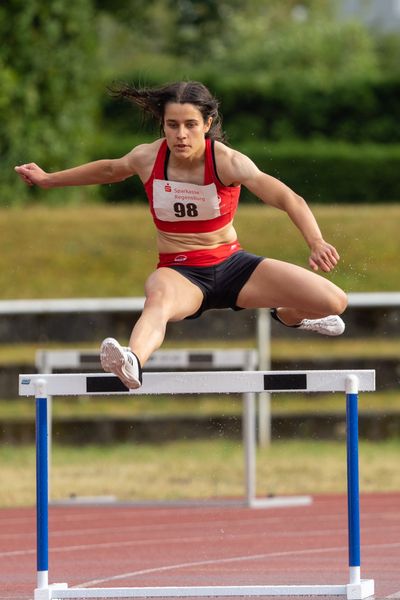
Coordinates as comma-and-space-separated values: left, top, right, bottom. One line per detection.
14, 163, 50, 188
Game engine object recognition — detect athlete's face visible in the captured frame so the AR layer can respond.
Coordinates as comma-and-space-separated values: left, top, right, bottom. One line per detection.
163, 103, 212, 159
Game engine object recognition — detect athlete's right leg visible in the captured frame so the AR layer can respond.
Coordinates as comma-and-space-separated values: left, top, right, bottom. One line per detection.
129, 267, 204, 365
100, 268, 204, 388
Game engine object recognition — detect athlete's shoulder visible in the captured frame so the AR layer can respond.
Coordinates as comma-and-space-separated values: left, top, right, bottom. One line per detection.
213, 140, 259, 185
128, 138, 164, 163
213, 140, 234, 160
124, 138, 164, 179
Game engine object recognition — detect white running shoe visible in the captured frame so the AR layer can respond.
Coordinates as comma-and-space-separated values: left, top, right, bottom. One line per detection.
297, 315, 345, 336
271, 309, 345, 337
100, 337, 142, 389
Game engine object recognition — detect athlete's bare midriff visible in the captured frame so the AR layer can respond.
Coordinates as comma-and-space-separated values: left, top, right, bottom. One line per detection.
156, 221, 238, 253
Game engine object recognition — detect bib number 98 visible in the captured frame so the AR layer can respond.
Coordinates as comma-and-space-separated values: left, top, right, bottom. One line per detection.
174, 202, 199, 218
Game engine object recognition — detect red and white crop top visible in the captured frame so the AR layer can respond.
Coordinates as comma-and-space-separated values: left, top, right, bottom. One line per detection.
144, 138, 241, 234
144, 139, 242, 267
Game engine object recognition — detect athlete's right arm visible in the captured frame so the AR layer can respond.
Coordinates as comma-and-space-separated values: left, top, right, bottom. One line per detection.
14, 143, 154, 189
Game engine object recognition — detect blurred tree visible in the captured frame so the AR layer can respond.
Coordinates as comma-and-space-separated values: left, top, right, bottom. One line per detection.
94, 0, 177, 82
93, 0, 380, 85
200, 0, 379, 85
166, 0, 240, 57
375, 31, 400, 74
3, 0, 398, 205
0, 0, 98, 204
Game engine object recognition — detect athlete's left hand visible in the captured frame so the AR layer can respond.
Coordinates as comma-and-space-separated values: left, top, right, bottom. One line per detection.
309, 240, 340, 272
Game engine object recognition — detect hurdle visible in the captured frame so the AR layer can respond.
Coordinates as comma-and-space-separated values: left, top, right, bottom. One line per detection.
19, 369, 375, 600
35, 348, 310, 509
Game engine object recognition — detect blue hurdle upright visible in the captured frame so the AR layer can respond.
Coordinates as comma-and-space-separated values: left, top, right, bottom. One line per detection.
19, 369, 375, 600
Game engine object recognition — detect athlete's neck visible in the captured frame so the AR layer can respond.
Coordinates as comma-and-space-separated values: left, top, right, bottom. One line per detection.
166, 140, 206, 184
168, 145, 206, 168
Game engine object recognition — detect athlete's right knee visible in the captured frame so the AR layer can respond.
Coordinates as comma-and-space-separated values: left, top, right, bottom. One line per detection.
145, 271, 171, 297
144, 287, 174, 310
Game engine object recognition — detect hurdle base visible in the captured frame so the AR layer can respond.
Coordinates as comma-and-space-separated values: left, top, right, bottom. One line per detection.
34, 583, 68, 600
346, 579, 375, 599
49, 495, 313, 509
33, 581, 375, 599
249, 495, 312, 509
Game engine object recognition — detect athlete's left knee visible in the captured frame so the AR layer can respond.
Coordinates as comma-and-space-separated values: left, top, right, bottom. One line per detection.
329, 288, 348, 315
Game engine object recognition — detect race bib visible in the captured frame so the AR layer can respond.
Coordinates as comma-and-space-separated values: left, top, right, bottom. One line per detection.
153, 179, 222, 221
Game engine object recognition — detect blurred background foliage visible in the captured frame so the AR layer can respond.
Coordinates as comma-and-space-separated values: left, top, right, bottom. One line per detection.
2, 0, 400, 205
0, 0, 99, 204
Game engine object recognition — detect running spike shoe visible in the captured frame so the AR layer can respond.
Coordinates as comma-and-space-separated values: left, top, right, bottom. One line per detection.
297, 315, 345, 336
271, 309, 345, 336
100, 337, 142, 389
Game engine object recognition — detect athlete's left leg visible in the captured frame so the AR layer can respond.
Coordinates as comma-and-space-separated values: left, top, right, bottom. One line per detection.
236, 258, 347, 332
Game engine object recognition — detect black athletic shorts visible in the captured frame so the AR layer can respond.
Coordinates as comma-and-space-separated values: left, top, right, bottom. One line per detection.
168, 250, 264, 319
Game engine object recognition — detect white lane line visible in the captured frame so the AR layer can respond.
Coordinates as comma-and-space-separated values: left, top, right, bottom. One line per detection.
2, 527, 400, 560
77, 541, 400, 588
77, 545, 347, 587
0, 526, 345, 559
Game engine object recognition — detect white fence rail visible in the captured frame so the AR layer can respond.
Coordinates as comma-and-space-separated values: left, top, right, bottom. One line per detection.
1, 291, 400, 315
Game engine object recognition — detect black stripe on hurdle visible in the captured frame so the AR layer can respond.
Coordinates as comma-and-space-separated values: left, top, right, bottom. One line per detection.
87, 376, 129, 393
188, 353, 213, 364
264, 373, 307, 391
80, 353, 100, 365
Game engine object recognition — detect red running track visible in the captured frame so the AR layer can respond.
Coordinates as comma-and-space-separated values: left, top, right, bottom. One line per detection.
1, 493, 399, 600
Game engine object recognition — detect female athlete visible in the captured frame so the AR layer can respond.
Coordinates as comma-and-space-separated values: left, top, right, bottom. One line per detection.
15, 81, 347, 389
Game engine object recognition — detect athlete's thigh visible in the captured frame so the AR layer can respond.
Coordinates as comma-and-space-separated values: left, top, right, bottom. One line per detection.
144, 267, 204, 320
236, 258, 344, 313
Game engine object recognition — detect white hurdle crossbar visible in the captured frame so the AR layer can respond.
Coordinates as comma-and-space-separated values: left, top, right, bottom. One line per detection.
19, 369, 375, 600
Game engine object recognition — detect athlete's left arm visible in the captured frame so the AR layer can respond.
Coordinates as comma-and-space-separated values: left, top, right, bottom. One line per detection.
223, 148, 340, 273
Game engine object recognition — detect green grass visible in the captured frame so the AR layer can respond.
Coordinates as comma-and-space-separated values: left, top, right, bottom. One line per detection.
1, 204, 397, 509
1, 203, 400, 298
1, 439, 399, 508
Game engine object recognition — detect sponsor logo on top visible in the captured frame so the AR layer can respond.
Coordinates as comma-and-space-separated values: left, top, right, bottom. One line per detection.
174, 255, 188, 262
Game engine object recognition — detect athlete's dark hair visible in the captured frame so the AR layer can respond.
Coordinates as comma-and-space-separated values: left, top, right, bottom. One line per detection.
109, 80, 226, 142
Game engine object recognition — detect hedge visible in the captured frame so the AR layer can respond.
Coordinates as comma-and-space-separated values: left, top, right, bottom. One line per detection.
240, 141, 400, 203
216, 76, 400, 145
103, 72, 400, 145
